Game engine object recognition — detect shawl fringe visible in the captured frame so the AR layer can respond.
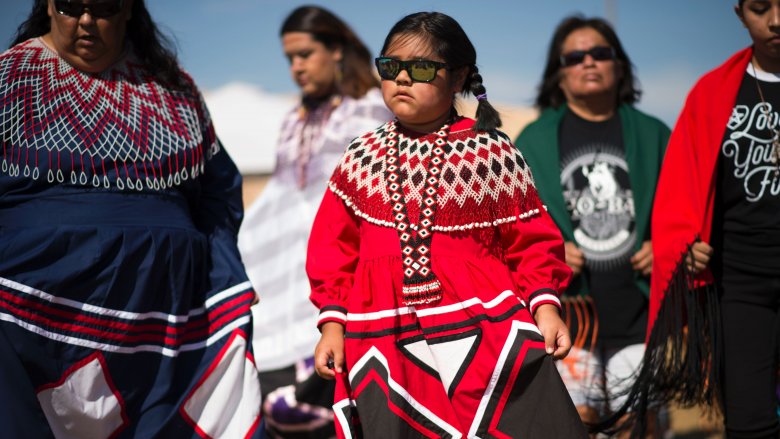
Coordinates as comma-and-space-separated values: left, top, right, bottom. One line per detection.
592, 239, 722, 437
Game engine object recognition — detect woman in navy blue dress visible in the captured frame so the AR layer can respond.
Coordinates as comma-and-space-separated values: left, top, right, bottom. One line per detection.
0, 1, 262, 437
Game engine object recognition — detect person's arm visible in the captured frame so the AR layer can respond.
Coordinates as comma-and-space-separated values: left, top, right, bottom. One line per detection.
631, 241, 653, 276
685, 240, 713, 273
651, 83, 716, 287
187, 79, 251, 295
499, 201, 573, 359
190, 140, 259, 300
307, 190, 360, 378
564, 241, 585, 276
630, 119, 672, 278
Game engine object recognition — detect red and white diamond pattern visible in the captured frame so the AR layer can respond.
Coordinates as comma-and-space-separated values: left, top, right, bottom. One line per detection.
333, 120, 536, 218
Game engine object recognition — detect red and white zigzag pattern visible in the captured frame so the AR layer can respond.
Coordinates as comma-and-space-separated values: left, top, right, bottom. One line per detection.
0, 38, 217, 191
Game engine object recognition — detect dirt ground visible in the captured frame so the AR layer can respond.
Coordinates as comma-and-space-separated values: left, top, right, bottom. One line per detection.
667, 405, 724, 438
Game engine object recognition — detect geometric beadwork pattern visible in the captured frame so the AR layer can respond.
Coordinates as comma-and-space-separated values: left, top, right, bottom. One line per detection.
0, 38, 217, 191
383, 119, 450, 305
328, 117, 544, 232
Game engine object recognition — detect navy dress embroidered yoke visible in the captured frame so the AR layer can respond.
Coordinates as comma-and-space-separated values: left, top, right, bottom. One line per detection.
0, 38, 262, 438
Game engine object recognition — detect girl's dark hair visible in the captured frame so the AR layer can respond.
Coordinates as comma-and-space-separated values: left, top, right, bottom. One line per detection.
281, 5, 378, 99
535, 15, 641, 109
380, 11, 501, 132
11, 0, 187, 90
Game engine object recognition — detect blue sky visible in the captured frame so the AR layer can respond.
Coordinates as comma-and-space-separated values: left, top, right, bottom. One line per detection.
0, 1, 750, 127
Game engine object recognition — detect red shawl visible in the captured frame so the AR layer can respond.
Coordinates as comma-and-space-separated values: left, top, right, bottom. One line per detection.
648, 47, 751, 332
594, 48, 753, 436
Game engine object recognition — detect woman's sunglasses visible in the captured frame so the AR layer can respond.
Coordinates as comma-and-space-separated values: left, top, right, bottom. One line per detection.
375, 57, 449, 83
560, 46, 616, 67
54, 0, 124, 18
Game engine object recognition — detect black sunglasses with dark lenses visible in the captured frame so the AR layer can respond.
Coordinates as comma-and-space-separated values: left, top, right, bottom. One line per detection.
560, 46, 616, 67
54, 0, 124, 18
375, 57, 448, 83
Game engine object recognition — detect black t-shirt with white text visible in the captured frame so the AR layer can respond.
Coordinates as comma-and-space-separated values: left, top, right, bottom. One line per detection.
559, 109, 647, 348
714, 66, 780, 274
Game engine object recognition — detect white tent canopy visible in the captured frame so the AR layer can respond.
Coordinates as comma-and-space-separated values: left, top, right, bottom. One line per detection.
203, 82, 296, 175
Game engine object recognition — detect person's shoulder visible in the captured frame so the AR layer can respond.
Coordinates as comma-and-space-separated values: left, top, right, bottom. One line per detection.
346, 120, 393, 148
449, 116, 476, 134
451, 118, 516, 151
690, 47, 751, 96
0, 38, 43, 63
344, 88, 392, 121
513, 107, 562, 153
621, 105, 670, 133
166, 65, 198, 93
516, 107, 561, 139
353, 88, 385, 107
0, 39, 54, 89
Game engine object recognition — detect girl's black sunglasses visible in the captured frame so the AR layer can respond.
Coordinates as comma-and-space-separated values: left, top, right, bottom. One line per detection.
375, 57, 449, 83
54, 0, 124, 18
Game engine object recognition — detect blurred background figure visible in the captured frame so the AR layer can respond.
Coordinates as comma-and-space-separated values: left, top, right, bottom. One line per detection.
238, 5, 390, 438
0, 0, 261, 437
515, 15, 670, 438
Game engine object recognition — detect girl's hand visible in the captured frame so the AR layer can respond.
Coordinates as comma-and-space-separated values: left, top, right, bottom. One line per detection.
314, 322, 345, 379
630, 240, 653, 276
685, 241, 713, 274
564, 241, 585, 276
533, 304, 572, 360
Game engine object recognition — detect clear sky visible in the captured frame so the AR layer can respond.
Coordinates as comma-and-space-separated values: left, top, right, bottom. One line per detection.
0, 1, 750, 127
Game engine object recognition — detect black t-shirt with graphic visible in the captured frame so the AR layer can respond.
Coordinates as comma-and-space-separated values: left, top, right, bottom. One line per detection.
559, 109, 648, 348
714, 67, 780, 275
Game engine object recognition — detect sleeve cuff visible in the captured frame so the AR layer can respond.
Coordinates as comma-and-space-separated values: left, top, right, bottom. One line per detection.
528, 288, 561, 315
317, 305, 348, 329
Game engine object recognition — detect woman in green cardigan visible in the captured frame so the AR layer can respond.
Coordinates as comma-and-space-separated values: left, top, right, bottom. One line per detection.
515, 15, 670, 438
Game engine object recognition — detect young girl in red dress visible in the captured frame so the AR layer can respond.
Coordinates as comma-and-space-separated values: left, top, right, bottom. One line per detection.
307, 11, 587, 438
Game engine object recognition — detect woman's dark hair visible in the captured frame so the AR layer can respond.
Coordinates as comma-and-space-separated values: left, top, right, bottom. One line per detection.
11, 0, 187, 90
535, 15, 641, 109
281, 5, 378, 99
380, 11, 501, 132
